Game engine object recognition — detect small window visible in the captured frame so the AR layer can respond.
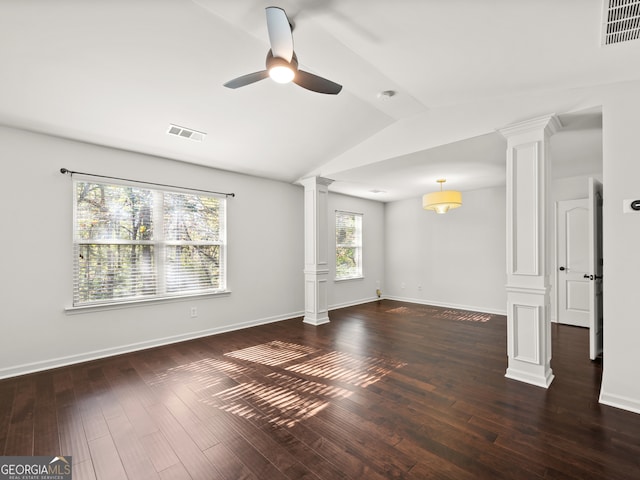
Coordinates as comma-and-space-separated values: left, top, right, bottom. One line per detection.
335, 211, 363, 280
73, 179, 226, 306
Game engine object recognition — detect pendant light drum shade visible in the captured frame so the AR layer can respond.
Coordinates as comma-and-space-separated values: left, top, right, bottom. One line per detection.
422, 179, 462, 214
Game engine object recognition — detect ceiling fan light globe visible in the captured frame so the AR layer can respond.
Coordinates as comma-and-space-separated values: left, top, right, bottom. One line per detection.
269, 65, 295, 83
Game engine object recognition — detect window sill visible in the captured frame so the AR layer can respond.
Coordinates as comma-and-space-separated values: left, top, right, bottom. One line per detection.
334, 276, 364, 282
64, 290, 231, 314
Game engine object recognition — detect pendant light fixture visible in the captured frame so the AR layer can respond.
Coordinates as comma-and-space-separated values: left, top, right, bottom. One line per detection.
422, 179, 462, 214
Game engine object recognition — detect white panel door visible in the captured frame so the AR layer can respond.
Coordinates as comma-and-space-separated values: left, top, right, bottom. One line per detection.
557, 199, 590, 328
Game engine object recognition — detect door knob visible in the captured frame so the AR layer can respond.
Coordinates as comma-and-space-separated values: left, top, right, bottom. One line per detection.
559, 266, 566, 271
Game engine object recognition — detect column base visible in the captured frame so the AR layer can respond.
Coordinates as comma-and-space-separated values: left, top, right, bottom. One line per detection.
303, 314, 330, 326
506, 366, 554, 388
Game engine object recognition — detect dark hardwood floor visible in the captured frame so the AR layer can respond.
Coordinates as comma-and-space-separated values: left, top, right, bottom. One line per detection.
2, 300, 640, 479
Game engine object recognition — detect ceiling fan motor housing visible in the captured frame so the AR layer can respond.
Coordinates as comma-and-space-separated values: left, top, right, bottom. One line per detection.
266, 50, 298, 72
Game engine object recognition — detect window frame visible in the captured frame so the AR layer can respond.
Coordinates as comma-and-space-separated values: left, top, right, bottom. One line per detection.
335, 210, 363, 281
70, 177, 228, 309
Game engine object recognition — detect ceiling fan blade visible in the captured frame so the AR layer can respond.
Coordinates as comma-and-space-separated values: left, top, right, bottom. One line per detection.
266, 7, 293, 61
223, 70, 269, 89
293, 70, 342, 95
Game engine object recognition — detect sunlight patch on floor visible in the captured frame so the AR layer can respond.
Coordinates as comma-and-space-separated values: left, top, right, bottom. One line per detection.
437, 309, 492, 323
386, 305, 493, 322
206, 372, 352, 427
286, 351, 406, 388
148, 358, 249, 390
149, 341, 406, 428
223, 340, 319, 366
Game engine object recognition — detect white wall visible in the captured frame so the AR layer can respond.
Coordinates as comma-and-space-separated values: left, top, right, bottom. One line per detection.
599, 82, 640, 414
327, 193, 385, 309
384, 186, 507, 314
0, 126, 306, 378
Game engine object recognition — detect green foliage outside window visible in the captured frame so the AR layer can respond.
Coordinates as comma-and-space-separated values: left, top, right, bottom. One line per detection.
74, 181, 225, 306
336, 211, 362, 279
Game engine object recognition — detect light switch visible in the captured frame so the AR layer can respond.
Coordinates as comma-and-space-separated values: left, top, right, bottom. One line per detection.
623, 199, 640, 213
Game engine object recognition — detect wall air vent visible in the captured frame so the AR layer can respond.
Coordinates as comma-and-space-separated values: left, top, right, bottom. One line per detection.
602, 0, 640, 45
167, 124, 206, 142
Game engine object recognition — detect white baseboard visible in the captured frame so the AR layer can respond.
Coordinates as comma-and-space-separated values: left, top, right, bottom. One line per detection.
383, 295, 507, 316
329, 296, 379, 311
0, 310, 304, 380
599, 390, 640, 415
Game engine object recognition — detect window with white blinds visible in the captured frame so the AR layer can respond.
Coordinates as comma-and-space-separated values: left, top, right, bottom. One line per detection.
335, 210, 363, 280
73, 180, 226, 306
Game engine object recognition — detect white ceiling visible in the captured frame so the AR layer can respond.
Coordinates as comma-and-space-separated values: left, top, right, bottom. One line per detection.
0, 0, 635, 201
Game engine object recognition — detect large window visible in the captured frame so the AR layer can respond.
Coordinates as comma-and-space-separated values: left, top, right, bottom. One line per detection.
335, 211, 363, 280
73, 179, 226, 307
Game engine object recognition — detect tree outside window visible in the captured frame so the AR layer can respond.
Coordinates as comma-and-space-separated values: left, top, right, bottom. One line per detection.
335, 211, 362, 279
73, 180, 226, 306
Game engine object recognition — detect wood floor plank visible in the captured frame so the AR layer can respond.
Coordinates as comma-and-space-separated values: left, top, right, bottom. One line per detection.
33, 373, 60, 455
2, 300, 640, 479
140, 430, 181, 473
207, 403, 321, 480
161, 387, 221, 451
88, 434, 128, 480
106, 413, 160, 480
0, 381, 17, 455
260, 422, 350, 480
146, 401, 222, 480
4, 378, 35, 455
73, 459, 97, 480
203, 442, 259, 480
101, 360, 159, 437
157, 462, 192, 480
57, 404, 91, 463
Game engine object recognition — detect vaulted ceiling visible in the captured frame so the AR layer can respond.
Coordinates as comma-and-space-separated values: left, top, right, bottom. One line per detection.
1, 0, 637, 201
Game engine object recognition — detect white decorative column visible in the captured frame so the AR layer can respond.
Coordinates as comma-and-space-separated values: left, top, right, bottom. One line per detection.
499, 114, 561, 388
301, 176, 333, 326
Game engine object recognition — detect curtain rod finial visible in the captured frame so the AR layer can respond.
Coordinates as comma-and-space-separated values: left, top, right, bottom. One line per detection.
60, 168, 69, 174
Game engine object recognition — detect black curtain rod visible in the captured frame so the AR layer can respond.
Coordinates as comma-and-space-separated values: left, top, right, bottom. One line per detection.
60, 168, 235, 198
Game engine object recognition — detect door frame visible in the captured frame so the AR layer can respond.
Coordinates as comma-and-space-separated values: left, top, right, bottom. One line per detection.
588, 177, 604, 360
552, 178, 604, 360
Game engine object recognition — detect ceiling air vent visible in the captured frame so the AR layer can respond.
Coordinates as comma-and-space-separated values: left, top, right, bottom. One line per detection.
167, 124, 206, 142
602, 0, 640, 45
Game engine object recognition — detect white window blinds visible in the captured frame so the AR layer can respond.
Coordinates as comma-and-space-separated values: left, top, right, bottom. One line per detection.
335, 211, 363, 279
73, 180, 226, 306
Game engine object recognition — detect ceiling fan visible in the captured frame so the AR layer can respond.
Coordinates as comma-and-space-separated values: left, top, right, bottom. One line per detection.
223, 6, 342, 95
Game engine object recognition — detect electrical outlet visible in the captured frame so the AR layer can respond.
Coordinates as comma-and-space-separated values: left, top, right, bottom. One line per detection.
401, 282, 406, 289
190, 306, 198, 318
417, 284, 422, 291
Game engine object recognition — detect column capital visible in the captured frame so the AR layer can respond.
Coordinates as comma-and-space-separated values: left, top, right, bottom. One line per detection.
499, 114, 562, 139
299, 176, 334, 189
